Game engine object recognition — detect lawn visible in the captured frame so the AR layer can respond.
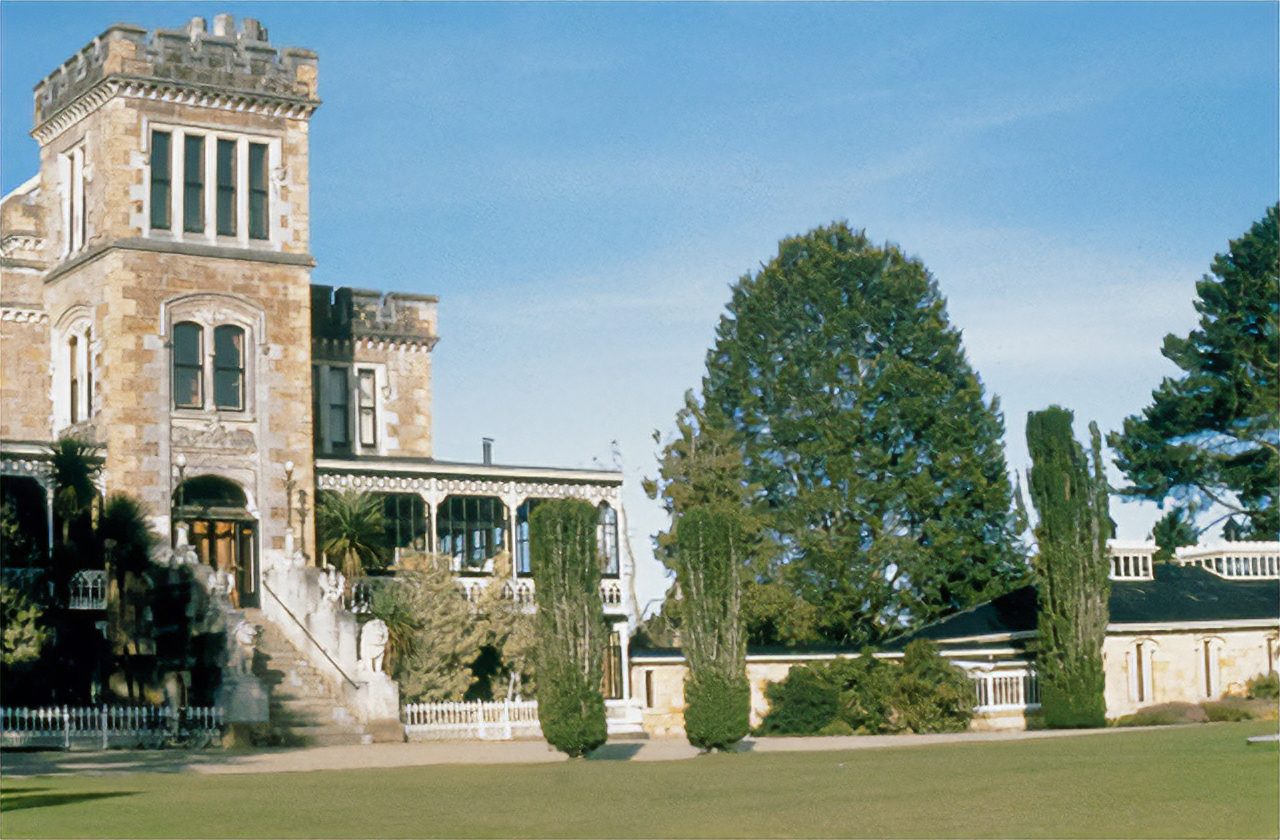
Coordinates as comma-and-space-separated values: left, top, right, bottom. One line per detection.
2, 722, 1277, 839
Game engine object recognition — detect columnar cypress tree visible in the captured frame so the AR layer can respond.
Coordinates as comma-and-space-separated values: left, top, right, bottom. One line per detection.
530, 499, 608, 757
674, 507, 750, 751
1025, 407, 1111, 728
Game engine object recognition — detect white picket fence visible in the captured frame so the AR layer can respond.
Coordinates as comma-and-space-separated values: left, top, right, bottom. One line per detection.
0, 705, 223, 750
403, 700, 541, 741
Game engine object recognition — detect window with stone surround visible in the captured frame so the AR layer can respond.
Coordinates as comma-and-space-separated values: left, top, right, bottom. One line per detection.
167, 302, 258, 415
60, 143, 87, 256
313, 364, 384, 455
146, 125, 279, 244
54, 313, 94, 430
357, 369, 377, 447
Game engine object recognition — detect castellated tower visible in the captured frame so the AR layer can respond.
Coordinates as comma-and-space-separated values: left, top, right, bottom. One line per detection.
1, 15, 322, 599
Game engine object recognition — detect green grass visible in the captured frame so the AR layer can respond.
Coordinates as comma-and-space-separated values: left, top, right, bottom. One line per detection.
3, 722, 1277, 838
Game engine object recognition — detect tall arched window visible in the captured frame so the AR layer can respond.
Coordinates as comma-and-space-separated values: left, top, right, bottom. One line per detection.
1128, 639, 1157, 704
67, 335, 80, 423
598, 502, 620, 577
1199, 637, 1224, 698
515, 499, 546, 576
173, 322, 204, 408
213, 325, 245, 410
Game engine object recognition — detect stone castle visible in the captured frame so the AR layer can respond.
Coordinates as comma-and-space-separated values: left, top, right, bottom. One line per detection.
1, 14, 641, 737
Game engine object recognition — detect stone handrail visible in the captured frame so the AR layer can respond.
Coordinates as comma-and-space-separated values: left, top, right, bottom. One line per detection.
261, 577, 359, 690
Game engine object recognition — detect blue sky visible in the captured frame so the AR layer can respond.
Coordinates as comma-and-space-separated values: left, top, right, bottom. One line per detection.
4, 2, 1277, 611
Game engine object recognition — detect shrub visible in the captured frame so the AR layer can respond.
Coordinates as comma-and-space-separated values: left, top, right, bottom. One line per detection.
823, 654, 899, 733
1247, 673, 1279, 700
1114, 702, 1208, 727
892, 640, 974, 734
531, 500, 608, 757
684, 671, 751, 750
816, 719, 856, 737
758, 666, 840, 735
1, 585, 48, 667
1202, 700, 1257, 722
758, 643, 974, 736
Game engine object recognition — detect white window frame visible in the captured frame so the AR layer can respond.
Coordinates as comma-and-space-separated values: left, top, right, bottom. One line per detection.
60, 143, 87, 257
143, 121, 281, 248
314, 363, 385, 456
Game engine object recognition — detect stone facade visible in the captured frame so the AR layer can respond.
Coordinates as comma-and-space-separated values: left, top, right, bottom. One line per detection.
1, 14, 640, 726
1103, 626, 1278, 718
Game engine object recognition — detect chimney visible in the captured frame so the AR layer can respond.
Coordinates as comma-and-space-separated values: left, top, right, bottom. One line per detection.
187, 16, 207, 36
482, 438, 494, 466
211, 14, 232, 37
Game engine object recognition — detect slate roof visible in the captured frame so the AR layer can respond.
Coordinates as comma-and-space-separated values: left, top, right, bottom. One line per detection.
882, 563, 1279, 651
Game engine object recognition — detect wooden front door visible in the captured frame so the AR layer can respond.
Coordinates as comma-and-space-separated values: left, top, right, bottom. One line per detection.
190, 519, 258, 608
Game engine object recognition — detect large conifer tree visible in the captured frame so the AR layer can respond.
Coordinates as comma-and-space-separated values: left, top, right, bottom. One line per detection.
702, 222, 1024, 643
1109, 205, 1279, 539
1025, 407, 1111, 728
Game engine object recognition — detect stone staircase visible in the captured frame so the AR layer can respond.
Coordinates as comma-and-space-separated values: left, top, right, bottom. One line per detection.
243, 608, 371, 746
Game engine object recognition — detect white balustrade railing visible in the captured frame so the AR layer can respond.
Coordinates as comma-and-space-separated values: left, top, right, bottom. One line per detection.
970, 669, 1041, 713
1174, 543, 1280, 579
68, 569, 107, 610
1, 704, 222, 749
451, 575, 625, 612
403, 699, 541, 741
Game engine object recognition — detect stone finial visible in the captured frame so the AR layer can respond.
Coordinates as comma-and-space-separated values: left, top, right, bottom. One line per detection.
212, 14, 234, 37
187, 17, 206, 36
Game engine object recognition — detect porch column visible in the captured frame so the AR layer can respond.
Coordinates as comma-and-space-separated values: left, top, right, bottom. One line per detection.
616, 621, 632, 702
504, 494, 520, 580
43, 479, 55, 560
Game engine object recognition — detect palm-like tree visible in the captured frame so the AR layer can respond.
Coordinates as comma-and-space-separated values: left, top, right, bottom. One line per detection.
46, 436, 102, 550
316, 490, 388, 585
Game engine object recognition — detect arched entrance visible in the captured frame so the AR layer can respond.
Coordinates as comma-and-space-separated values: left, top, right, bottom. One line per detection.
173, 475, 258, 608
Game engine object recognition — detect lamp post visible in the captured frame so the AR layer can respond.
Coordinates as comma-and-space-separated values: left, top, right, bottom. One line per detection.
284, 460, 295, 530
174, 454, 188, 546
297, 489, 309, 558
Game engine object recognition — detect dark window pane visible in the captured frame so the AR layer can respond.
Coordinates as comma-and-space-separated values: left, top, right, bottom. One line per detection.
183, 135, 205, 233
216, 139, 236, 236
328, 367, 349, 445
173, 322, 202, 366
173, 322, 203, 408
150, 131, 171, 230
213, 326, 244, 410
214, 369, 241, 410
248, 143, 269, 240
214, 325, 243, 369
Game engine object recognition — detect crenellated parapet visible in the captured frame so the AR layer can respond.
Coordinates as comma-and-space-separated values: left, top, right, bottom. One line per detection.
33, 14, 319, 143
311, 285, 439, 351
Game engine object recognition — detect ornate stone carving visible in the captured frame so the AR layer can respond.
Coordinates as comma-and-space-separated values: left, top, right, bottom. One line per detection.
318, 564, 345, 604
360, 619, 388, 674
172, 417, 256, 453
231, 620, 262, 676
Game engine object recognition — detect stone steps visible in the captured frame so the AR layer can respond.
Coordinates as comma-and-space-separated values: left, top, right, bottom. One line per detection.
242, 608, 369, 746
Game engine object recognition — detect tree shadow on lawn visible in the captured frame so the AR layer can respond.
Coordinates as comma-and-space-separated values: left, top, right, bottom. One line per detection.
586, 743, 644, 761
0, 789, 138, 813
0, 746, 293, 777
